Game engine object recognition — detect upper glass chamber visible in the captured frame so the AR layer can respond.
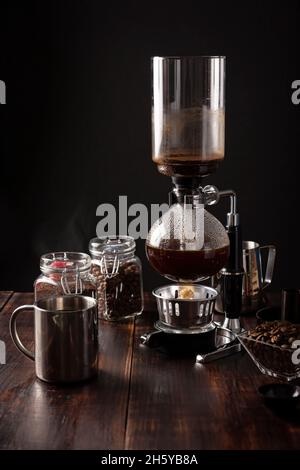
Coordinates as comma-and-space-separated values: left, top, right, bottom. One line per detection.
152, 56, 225, 178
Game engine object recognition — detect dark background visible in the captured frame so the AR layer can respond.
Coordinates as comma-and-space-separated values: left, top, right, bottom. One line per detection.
0, 1, 299, 292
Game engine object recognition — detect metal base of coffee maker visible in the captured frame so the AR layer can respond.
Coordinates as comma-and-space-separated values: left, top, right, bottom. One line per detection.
221, 317, 242, 334
154, 319, 216, 335
140, 324, 241, 362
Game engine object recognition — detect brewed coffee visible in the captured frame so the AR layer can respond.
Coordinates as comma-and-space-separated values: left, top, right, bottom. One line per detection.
146, 242, 229, 282
153, 154, 223, 177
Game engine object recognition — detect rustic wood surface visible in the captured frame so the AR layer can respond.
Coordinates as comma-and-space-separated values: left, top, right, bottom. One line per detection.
0, 292, 134, 450
0, 291, 13, 310
0, 291, 299, 450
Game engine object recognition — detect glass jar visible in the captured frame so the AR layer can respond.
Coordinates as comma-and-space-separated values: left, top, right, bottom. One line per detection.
89, 236, 144, 321
34, 252, 97, 302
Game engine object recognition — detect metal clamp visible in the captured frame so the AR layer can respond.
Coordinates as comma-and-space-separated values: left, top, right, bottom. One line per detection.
61, 266, 83, 295
100, 253, 120, 279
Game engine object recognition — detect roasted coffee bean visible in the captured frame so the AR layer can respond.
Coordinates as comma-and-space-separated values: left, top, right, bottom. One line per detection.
244, 320, 300, 377
91, 260, 142, 321
247, 321, 300, 345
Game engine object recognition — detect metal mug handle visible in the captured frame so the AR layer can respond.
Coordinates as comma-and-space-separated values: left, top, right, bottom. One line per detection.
9, 305, 35, 360
259, 245, 276, 289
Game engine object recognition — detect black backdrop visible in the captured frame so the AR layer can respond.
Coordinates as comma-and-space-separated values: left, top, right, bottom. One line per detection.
0, 1, 299, 292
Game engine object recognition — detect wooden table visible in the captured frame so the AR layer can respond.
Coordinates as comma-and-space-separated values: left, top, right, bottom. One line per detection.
0, 291, 299, 450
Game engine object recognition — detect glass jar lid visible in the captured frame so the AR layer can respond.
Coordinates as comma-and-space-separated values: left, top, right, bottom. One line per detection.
89, 236, 136, 258
40, 252, 91, 274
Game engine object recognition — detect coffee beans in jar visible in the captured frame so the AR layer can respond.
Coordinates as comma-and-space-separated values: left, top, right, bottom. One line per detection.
89, 236, 143, 321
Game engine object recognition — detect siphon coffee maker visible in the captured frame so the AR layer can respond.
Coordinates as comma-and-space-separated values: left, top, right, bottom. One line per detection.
145, 56, 244, 342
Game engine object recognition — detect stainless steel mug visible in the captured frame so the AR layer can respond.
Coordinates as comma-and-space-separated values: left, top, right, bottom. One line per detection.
242, 241, 276, 300
10, 295, 98, 383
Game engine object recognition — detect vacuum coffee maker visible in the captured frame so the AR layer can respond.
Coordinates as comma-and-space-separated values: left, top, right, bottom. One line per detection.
145, 56, 244, 338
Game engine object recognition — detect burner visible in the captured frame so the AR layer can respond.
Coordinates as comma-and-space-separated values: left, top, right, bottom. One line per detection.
152, 284, 218, 333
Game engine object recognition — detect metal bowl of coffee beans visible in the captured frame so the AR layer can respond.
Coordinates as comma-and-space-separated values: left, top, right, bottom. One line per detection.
237, 321, 300, 381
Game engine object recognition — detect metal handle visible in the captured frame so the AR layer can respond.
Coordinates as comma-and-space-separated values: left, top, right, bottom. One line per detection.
259, 245, 276, 289
9, 305, 35, 360
140, 330, 163, 346
196, 343, 241, 363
